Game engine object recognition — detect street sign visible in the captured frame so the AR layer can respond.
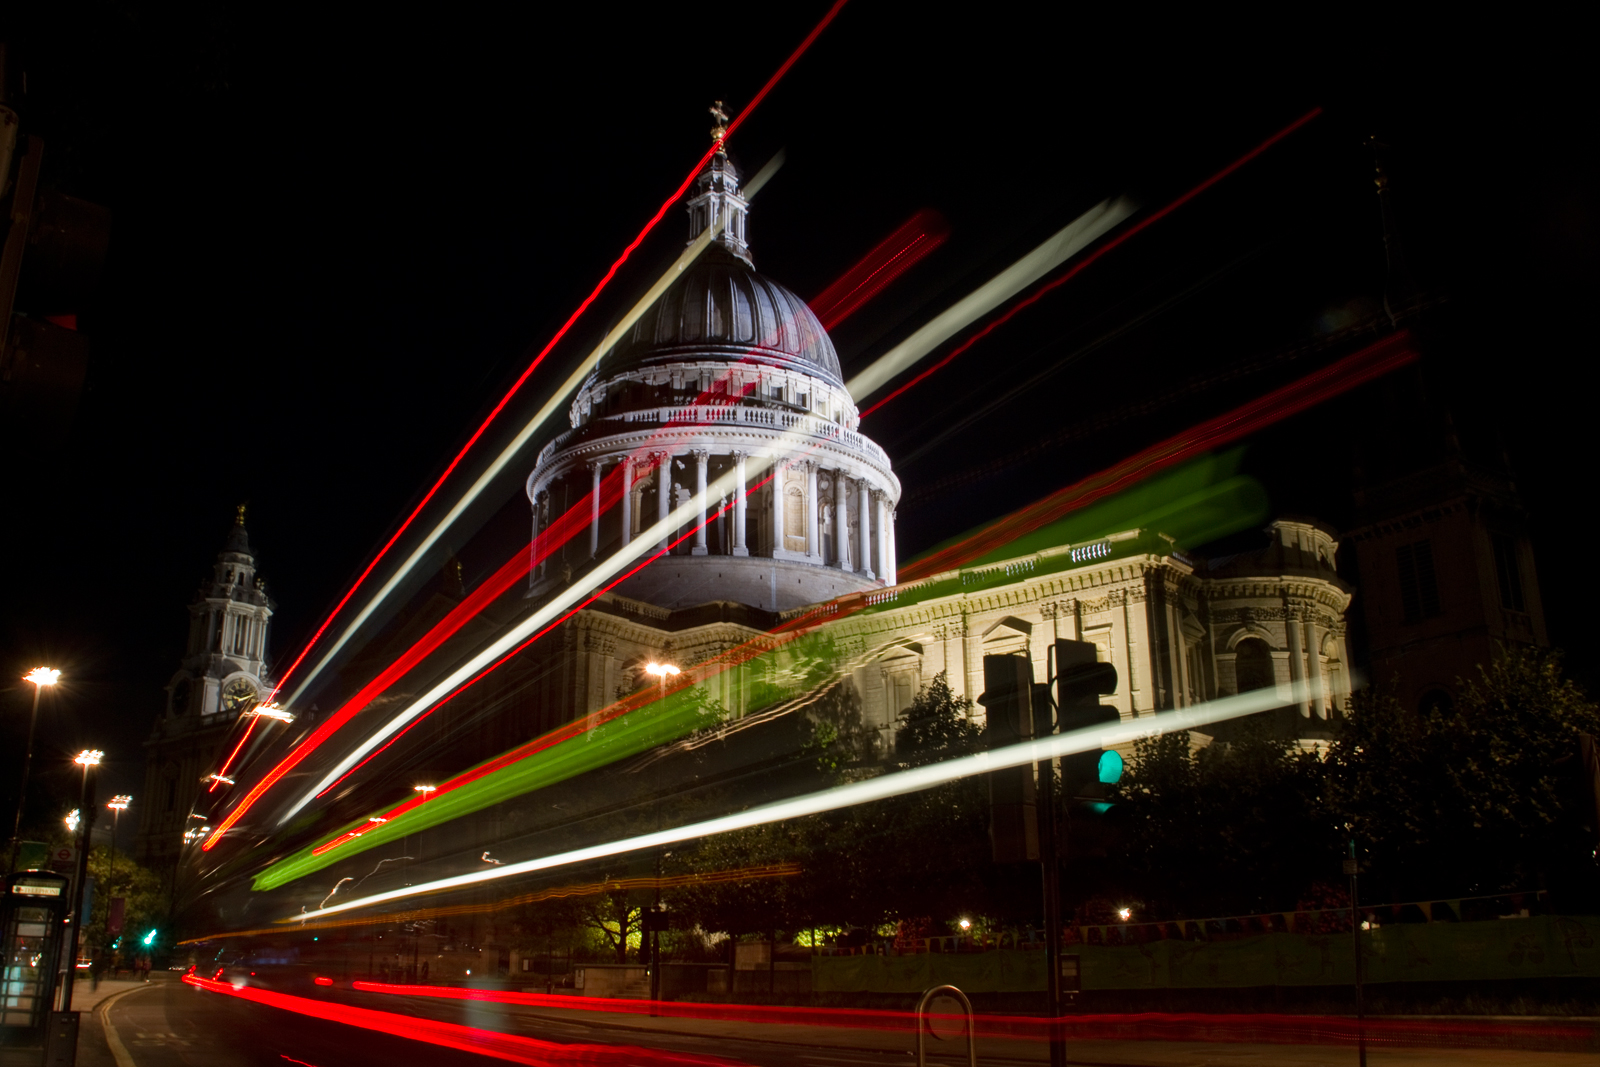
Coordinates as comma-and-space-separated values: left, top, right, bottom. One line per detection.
1342, 858, 1358, 876
50, 847, 75, 872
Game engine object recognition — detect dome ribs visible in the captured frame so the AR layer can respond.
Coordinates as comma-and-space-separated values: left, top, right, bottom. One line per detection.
601, 255, 842, 384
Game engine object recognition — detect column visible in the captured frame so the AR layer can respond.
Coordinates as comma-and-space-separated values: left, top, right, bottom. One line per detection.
834, 470, 849, 568
655, 452, 670, 551
805, 462, 819, 558
589, 461, 603, 558
1304, 616, 1325, 718
771, 459, 785, 557
619, 457, 633, 549
692, 449, 710, 555
1168, 600, 1186, 708
532, 491, 546, 579
1284, 610, 1310, 717
732, 451, 749, 556
884, 509, 897, 586
873, 490, 888, 583
857, 479, 875, 579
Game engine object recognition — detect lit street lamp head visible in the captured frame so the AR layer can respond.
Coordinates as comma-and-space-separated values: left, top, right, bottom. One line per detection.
74, 750, 103, 767
251, 703, 294, 723
645, 662, 681, 678
24, 667, 60, 686
107, 795, 131, 812
65, 809, 80, 832
413, 785, 437, 794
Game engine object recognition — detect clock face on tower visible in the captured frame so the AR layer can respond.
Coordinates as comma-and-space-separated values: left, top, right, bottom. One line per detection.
221, 678, 257, 714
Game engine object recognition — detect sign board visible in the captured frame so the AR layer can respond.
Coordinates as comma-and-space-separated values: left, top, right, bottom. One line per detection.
1342, 859, 1359, 876
50, 846, 76, 873
17, 840, 49, 871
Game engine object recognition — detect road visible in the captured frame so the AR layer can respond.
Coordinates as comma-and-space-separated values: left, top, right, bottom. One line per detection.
65, 979, 1596, 1067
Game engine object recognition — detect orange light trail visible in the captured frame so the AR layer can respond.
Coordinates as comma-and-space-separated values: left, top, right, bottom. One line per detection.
294, 330, 1419, 865
179, 863, 802, 942
305, 479, 772, 853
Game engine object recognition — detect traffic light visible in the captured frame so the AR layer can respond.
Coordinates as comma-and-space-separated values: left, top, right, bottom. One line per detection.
1054, 639, 1119, 798
979, 654, 1039, 863
1053, 640, 1122, 858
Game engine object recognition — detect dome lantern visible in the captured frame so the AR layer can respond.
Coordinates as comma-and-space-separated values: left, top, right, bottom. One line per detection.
686, 101, 752, 265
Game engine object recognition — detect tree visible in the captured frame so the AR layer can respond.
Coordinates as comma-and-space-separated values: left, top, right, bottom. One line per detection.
895, 671, 980, 767
1108, 716, 1337, 917
1326, 647, 1600, 902
85, 847, 163, 963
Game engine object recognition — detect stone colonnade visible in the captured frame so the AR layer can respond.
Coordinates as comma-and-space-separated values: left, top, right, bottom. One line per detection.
532, 450, 897, 585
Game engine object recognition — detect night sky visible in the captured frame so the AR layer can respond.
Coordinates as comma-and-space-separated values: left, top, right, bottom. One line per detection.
2, 6, 1594, 824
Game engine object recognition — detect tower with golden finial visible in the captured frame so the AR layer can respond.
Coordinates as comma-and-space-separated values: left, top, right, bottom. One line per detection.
687, 100, 751, 263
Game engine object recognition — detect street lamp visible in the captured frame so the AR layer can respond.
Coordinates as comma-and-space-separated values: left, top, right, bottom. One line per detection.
645, 662, 680, 700
106, 795, 131, 954
407, 786, 437, 887
58, 750, 102, 1012
8, 667, 61, 870
251, 703, 294, 724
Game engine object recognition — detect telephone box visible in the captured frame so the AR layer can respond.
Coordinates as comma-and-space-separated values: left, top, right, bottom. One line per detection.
1, 871, 71, 1038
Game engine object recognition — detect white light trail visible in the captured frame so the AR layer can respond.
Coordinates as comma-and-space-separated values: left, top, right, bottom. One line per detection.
844, 197, 1136, 402
287, 680, 1322, 921
279, 433, 821, 824
282, 153, 787, 709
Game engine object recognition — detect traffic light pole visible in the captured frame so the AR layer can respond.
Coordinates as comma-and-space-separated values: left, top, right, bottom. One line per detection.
1038, 751, 1066, 1067
1348, 838, 1366, 1067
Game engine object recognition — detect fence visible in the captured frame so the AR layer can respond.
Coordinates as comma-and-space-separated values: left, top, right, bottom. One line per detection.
814, 913, 1600, 992
813, 891, 1553, 957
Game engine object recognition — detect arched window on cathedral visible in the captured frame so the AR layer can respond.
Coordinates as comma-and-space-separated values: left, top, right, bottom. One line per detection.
1235, 638, 1275, 693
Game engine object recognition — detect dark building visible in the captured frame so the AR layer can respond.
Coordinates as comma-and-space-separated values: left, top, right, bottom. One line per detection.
1345, 360, 1547, 714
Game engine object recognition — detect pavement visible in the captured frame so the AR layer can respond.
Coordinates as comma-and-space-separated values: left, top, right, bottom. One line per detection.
0, 975, 166, 1067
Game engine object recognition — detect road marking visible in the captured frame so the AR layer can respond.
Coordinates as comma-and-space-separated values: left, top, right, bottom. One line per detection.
97, 985, 156, 1067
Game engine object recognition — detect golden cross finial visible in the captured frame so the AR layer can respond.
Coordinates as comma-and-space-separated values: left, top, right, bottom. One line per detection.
709, 100, 729, 144
235, 503, 247, 526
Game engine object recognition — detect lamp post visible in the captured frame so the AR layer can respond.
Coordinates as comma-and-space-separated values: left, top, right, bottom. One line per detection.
106, 795, 130, 964
57, 750, 102, 1013
645, 662, 680, 701
408, 786, 436, 888
8, 667, 60, 871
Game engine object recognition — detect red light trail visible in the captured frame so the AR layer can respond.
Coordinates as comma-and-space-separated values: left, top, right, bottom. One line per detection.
810, 209, 949, 330
348, 980, 1589, 1051
858, 107, 1324, 419
181, 974, 747, 1066
205, 212, 940, 844
208, 713, 262, 793
307, 479, 770, 854
292, 329, 1420, 861
898, 329, 1416, 582
203, 360, 772, 849
261, 0, 852, 708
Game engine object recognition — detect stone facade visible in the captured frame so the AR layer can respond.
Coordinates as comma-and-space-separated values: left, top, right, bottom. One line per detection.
134, 511, 275, 874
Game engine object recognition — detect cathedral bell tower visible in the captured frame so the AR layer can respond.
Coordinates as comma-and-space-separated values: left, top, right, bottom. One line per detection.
170, 505, 275, 720
135, 508, 276, 872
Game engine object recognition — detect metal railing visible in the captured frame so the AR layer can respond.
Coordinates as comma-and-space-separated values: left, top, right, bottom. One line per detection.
915, 984, 976, 1067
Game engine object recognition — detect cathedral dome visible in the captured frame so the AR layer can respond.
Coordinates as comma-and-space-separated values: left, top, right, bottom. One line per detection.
601, 248, 842, 385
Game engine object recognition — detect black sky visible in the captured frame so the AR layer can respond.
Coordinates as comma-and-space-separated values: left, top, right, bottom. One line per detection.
2, 5, 1595, 821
